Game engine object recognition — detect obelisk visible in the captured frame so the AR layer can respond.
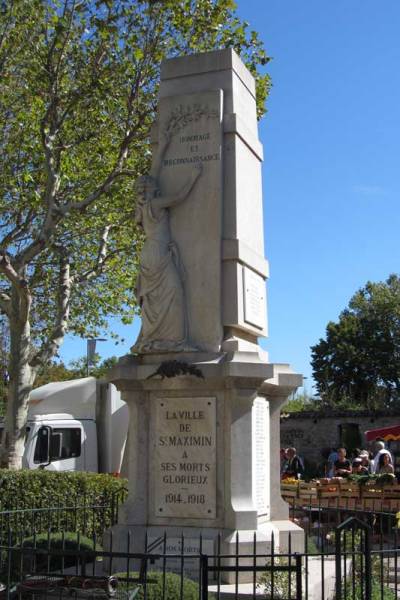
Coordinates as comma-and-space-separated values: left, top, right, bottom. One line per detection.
108, 48, 303, 581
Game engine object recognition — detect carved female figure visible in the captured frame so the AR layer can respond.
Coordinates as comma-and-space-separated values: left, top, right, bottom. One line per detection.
131, 162, 202, 354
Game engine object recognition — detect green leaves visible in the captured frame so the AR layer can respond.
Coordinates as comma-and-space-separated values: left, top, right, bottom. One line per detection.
0, 0, 271, 353
311, 274, 400, 410
0, 469, 127, 537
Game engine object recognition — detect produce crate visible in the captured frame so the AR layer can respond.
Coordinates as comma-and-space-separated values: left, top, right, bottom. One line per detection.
362, 484, 385, 500
339, 482, 360, 499
363, 498, 383, 511
298, 482, 319, 505
281, 482, 299, 499
388, 499, 400, 511
337, 498, 358, 509
318, 482, 340, 499
382, 483, 400, 500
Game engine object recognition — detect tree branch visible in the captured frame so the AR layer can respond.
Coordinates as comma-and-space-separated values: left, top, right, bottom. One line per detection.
0, 254, 31, 324
74, 224, 111, 284
0, 253, 25, 288
0, 292, 11, 317
31, 251, 71, 367
0, 208, 36, 249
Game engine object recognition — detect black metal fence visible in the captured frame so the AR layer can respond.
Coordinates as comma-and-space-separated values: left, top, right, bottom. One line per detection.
0, 489, 126, 545
1, 504, 400, 599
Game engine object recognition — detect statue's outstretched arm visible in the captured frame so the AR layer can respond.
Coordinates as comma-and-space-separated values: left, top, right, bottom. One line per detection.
154, 163, 202, 209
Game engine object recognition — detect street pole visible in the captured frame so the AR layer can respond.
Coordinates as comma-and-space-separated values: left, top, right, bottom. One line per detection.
85, 338, 106, 377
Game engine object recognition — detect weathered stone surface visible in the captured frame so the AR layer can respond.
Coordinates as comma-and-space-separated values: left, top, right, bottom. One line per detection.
157, 90, 223, 352
146, 48, 269, 354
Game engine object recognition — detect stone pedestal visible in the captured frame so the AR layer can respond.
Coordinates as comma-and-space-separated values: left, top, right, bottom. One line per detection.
108, 352, 303, 582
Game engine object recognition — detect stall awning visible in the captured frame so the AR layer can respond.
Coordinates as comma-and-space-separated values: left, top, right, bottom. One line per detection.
365, 424, 400, 442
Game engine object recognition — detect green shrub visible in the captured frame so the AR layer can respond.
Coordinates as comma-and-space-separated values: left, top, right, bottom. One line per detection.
343, 580, 395, 599
258, 557, 298, 599
113, 571, 199, 600
305, 536, 320, 554
15, 532, 102, 574
0, 470, 127, 509
0, 470, 127, 538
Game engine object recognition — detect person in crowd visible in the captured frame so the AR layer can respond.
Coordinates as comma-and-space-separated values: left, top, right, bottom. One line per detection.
280, 448, 288, 474
327, 447, 339, 478
359, 450, 372, 473
372, 440, 393, 474
320, 447, 332, 477
352, 457, 369, 475
334, 447, 352, 478
283, 447, 304, 480
377, 452, 394, 475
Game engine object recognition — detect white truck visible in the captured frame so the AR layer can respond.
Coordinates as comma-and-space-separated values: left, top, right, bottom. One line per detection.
0, 377, 129, 473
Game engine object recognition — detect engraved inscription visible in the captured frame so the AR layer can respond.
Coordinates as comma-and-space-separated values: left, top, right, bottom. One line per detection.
154, 397, 217, 518
243, 267, 266, 329
163, 130, 220, 167
148, 537, 214, 579
253, 398, 269, 516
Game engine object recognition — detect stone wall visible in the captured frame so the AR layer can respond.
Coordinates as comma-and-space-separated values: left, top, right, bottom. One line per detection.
280, 410, 400, 472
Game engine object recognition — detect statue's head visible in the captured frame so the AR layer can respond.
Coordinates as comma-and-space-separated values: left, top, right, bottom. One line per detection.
135, 175, 158, 225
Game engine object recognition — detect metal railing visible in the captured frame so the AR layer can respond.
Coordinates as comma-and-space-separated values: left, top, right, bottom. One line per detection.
0, 501, 399, 599
0, 489, 127, 544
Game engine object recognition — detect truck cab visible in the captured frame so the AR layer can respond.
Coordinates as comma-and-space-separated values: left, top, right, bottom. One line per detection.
2, 377, 128, 474
22, 417, 97, 471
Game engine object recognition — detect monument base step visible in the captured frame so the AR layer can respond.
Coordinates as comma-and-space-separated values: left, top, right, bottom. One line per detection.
106, 520, 304, 584
208, 583, 264, 599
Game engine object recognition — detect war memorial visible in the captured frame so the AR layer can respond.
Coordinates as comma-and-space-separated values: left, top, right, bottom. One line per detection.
108, 48, 303, 576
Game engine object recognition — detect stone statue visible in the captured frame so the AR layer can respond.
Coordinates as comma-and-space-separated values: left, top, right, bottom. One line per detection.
131, 136, 202, 354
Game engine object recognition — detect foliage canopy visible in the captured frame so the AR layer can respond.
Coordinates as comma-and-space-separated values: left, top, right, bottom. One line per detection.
311, 274, 400, 410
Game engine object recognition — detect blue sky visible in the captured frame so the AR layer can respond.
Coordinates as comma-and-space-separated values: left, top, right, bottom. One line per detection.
60, 0, 400, 394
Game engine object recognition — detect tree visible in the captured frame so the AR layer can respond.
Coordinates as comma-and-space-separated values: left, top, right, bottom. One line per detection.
66, 354, 118, 379
33, 355, 119, 385
283, 392, 321, 413
0, 318, 9, 416
33, 360, 78, 387
311, 274, 400, 410
0, 0, 271, 468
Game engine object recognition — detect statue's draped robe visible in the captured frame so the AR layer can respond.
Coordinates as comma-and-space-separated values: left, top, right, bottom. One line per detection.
132, 200, 187, 353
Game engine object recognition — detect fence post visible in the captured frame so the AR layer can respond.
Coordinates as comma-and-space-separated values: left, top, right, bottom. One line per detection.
335, 515, 373, 600
364, 525, 372, 600
200, 554, 208, 600
335, 527, 342, 600
295, 554, 302, 600
6, 529, 12, 600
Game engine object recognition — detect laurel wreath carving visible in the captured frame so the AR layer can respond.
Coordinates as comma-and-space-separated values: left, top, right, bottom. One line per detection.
147, 360, 204, 380
163, 104, 219, 139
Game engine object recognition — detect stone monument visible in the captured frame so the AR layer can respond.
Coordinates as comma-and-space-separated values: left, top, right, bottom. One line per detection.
108, 48, 303, 579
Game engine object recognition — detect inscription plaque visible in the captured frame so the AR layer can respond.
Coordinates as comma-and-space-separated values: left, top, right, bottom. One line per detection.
252, 397, 269, 516
153, 397, 217, 518
243, 266, 266, 330
148, 537, 214, 578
